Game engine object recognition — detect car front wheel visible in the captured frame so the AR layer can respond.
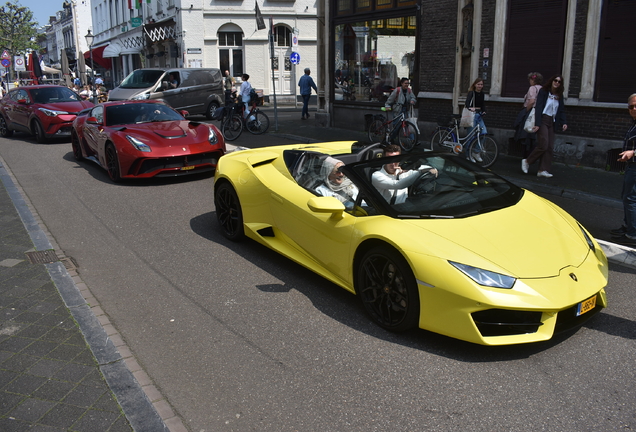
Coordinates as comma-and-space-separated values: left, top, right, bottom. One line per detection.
105, 143, 122, 183
71, 130, 84, 161
32, 120, 47, 144
0, 115, 13, 137
214, 181, 244, 241
356, 246, 420, 332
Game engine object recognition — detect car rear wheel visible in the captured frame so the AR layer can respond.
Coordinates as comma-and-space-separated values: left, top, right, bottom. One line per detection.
71, 130, 84, 161
215, 181, 244, 241
32, 120, 47, 144
105, 143, 122, 183
356, 246, 420, 332
206, 101, 221, 120
0, 115, 13, 137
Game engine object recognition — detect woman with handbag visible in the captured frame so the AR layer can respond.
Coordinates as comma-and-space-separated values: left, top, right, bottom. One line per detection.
520, 72, 543, 157
521, 75, 568, 178
464, 78, 487, 162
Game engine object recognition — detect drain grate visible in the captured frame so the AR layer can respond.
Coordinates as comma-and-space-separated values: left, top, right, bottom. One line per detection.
25, 250, 60, 264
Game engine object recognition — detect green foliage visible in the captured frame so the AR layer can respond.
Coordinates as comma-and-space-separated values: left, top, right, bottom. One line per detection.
0, 1, 38, 55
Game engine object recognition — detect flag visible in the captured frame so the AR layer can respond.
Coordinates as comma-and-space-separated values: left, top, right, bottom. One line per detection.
128, 0, 132, 9
255, 1, 266, 30
31, 51, 43, 79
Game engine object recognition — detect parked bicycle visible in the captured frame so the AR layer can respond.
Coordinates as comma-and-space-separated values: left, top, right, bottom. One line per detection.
367, 106, 418, 152
429, 114, 498, 168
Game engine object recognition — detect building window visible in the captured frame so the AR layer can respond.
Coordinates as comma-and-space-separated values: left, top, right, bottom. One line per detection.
334, 15, 416, 103
219, 31, 244, 77
274, 26, 291, 47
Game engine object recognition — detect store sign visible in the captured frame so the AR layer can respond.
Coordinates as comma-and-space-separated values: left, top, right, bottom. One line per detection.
131, 17, 142, 28
187, 48, 202, 54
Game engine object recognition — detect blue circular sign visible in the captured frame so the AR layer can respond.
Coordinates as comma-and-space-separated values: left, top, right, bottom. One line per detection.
290, 52, 301, 65
1, 59, 10, 68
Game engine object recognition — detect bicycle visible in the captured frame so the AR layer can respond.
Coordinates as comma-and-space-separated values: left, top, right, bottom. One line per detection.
219, 101, 243, 142
367, 106, 418, 152
239, 97, 270, 135
429, 114, 498, 168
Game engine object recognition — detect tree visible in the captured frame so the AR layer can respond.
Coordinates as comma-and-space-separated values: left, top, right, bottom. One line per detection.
0, 1, 38, 79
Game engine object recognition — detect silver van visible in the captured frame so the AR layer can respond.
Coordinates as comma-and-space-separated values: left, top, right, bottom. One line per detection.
108, 68, 224, 119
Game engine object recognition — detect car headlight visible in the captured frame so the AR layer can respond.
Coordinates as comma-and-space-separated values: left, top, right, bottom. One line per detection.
131, 93, 150, 100
126, 135, 151, 152
38, 107, 68, 117
208, 126, 218, 145
578, 223, 595, 252
450, 261, 516, 289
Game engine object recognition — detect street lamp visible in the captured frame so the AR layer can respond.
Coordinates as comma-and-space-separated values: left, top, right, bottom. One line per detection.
85, 29, 95, 103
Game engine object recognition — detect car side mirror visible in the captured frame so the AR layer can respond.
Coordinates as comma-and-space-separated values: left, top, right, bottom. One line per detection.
162, 80, 169, 90
86, 117, 101, 125
307, 197, 345, 219
17, 99, 27, 104
180, 110, 189, 117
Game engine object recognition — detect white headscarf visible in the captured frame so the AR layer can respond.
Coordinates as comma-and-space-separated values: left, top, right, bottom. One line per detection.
320, 157, 358, 202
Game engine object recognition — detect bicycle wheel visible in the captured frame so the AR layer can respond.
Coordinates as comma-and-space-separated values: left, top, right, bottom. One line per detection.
397, 121, 418, 152
368, 118, 386, 143
222, 114, 243, 141
246, 111, 270, 135
430, 128, 456, 152
474, 136, 499, 168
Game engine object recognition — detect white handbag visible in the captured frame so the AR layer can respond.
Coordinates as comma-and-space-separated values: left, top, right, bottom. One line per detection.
523, 108, 536, 133
460, 93, 475, 128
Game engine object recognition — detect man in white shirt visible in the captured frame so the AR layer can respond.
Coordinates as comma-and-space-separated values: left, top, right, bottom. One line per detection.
371, 145, 437, 204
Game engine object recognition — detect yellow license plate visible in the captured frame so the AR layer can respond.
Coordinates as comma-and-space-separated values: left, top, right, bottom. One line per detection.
181, 165, 195, 171
576, 295, 597, 316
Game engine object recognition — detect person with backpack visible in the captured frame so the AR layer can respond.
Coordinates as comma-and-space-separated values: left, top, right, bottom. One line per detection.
385, 77, 416, 114
239, 74, 253, 119
298, 68, 317, 120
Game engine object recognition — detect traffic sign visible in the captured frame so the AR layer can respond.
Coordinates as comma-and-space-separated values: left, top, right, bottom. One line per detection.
14, 56, 25, 71
291, 35, 298, 53
1, 59, 10, 68
290, 52, 300, 65
1, 50, 9, 59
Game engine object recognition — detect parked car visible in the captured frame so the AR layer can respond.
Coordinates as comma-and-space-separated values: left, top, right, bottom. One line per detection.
108, 68, 224, 120
71, 100, 226, 182
0, 85, 94, 143
214, 142, 609, 345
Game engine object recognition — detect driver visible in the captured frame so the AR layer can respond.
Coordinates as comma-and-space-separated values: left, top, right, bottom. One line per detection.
315, 157, 359, 209
135, 104, 161, 123
371, 145, 438, 204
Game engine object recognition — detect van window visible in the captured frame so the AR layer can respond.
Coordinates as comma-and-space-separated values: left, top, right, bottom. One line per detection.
165, 71, 184, 88
181, 70, 217, 87
119, 70, 165, 89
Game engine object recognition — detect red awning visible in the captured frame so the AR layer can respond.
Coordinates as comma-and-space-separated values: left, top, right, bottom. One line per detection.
84, 45, 112, 69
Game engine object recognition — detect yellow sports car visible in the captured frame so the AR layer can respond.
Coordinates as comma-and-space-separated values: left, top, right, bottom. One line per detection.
213, 142, 608, 345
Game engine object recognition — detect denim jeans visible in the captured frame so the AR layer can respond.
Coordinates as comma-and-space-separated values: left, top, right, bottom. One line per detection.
469, 112, 487, 152
622, 163, 636, 237
301, 94, 311, 118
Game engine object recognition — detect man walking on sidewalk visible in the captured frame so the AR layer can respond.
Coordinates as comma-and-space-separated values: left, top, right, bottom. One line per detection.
611, 93, 636, 247
299, 68, 317, 120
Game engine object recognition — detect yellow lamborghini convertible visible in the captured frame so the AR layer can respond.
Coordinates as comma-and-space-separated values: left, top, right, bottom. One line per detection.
213, 142, 608, 345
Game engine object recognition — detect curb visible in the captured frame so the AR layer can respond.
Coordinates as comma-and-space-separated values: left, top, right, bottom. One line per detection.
0, 158, 173, 432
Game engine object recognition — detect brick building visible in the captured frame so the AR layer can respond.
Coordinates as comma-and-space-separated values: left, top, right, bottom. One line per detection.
319, 0, 634, 169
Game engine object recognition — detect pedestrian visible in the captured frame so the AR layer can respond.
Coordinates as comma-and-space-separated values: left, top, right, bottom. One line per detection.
224, 70, 234, 104
385, 77, 416, 114
95, 76, 103, 86
514, 72, 543, 157
298, 68, 317, 120
610, 93, 636, 247
522, 75, 568, 178
239, 74, 252, 118
464, 78, 487, 162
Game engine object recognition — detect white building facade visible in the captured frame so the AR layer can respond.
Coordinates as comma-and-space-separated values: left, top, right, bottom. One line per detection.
89, 0, 317, 98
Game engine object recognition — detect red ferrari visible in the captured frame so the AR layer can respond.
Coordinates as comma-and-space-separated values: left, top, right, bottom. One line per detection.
71, 100, 226, 182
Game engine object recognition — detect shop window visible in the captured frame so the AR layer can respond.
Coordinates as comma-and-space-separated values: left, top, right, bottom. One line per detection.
334, 15, 416, 103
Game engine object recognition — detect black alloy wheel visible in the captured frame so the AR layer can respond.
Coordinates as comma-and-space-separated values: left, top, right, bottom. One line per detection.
214, 181, 245, 241
206, 101, 221, 120
0, 115, 13, 137
105, 143, 122, 183
32, 120, 47, 144
71, 130, 84, 161
356, 246, 420, 332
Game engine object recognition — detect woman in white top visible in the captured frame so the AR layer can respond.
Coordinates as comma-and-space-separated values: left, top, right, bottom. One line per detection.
521, 75, 567, 178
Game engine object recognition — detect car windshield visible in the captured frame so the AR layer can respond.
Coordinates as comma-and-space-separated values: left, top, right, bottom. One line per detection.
30, 87, 80, 104
287, 149, 523, 219
118, 70, 164, 89
105, 103, 184, 126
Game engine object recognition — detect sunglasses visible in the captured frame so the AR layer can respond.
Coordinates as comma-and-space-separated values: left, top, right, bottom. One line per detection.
629, 105, 636, 110
553, 79, 562, 83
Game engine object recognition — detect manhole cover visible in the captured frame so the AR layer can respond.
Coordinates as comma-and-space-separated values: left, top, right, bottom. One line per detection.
25, 250, 59, 264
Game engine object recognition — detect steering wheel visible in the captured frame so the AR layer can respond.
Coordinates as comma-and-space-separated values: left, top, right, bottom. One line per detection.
357, 142, 384, 161
409, 170, 437, 197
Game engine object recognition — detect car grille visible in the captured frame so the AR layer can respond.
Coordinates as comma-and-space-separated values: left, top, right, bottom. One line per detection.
472, 309, 543, 337
134, 153, 218, 175
554, 300, 603, 334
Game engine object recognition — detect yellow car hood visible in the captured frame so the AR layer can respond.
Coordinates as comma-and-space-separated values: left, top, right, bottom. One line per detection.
400, 192, 590, 279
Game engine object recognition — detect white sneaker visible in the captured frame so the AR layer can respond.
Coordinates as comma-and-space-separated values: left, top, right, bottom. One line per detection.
472, 150, 483, 162
537, 171, 553, 178
521, 159, 529, 174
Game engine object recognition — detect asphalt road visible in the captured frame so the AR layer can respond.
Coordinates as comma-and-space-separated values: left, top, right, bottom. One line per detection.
1, 131, 635, 431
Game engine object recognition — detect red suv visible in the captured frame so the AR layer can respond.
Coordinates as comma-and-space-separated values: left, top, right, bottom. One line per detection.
0, 85, 94, 143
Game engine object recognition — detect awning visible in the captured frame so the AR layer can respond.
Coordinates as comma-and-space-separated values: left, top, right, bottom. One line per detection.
42, 66, 61, 75
103, 43, 121, 58
84, 45, 112, 69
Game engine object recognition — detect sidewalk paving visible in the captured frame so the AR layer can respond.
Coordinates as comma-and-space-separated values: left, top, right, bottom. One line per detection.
0, 162, 168, 431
